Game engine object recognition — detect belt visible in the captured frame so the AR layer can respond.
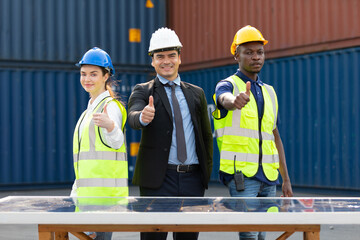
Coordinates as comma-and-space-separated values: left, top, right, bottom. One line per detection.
167, 164, 200, 173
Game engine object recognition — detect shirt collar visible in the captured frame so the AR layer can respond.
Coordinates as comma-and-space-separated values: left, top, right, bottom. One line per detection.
235, 69, 264, 86
157, 74, 181, 86
87, 90, 110, 111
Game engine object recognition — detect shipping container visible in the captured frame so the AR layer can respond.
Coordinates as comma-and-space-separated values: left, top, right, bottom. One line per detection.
168, 0, 360, 71
0, 66, 151, 189
180, 46, 360, 190
261, 47, 360, 190
0, 68, 84, 187
0, 0, 166, 66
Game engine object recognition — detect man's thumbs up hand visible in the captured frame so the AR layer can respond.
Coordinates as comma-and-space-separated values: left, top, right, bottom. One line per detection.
233, 81, 251, 110
245, 81, 251, 96
148, 95, 154, 108
141, 95, 155, 123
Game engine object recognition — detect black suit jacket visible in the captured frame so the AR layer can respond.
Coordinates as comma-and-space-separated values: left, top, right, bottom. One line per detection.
128, 77, 213, 189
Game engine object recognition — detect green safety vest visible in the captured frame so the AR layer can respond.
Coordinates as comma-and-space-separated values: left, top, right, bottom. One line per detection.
73, 96, 128, 198
213, 75, 279, 181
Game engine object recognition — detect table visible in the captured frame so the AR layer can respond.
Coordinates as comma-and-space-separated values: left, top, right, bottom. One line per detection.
1, 196, 360, 240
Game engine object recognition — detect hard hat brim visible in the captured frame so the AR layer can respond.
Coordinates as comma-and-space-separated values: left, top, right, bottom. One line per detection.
75, 63, 115, 76
231, 40, 268, 55
148, 46, 181, 56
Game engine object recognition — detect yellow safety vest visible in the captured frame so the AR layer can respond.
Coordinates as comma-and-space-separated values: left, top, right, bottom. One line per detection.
213, 75, 279, 181
73, 96, 128, 198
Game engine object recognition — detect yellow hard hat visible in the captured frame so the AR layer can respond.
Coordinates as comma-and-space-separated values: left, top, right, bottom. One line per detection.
230, 25, 268, 55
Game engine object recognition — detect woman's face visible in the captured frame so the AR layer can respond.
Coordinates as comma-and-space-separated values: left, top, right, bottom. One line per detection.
80, 65, 108, 98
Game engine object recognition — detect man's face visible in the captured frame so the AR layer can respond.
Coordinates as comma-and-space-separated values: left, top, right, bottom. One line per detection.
236, 42, 265, 76
151, 50, 181, 81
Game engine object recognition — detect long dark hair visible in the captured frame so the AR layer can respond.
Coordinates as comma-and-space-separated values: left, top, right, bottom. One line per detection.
100, 67, 118, 99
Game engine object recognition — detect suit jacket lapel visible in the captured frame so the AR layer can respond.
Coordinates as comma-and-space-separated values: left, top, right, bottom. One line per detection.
154, 77, 173, 120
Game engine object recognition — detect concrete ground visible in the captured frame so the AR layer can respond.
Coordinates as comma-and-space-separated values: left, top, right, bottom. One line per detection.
0, 183, 359, 240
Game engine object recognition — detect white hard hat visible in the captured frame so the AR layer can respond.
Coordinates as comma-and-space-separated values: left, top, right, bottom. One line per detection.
148, 27, 183, 56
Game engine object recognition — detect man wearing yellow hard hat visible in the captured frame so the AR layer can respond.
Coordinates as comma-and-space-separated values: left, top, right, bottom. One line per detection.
212, 25, 293, 240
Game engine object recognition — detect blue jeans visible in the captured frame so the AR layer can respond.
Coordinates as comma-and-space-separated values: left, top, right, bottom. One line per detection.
228, 178, 276, 240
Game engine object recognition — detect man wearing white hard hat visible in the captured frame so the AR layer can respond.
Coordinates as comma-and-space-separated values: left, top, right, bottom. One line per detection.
128, 27, 213, 240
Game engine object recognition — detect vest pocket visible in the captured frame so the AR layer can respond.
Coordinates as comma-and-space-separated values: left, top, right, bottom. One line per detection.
222, 136, 249, 153
240, 109, 257, 129
244, 110, 257, 118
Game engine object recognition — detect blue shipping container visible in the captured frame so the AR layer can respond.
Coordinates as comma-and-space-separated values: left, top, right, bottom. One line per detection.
0, 68, 86, 187
181, 46, 360, 190
0, 0, 165, 66
262, 47, 360, 190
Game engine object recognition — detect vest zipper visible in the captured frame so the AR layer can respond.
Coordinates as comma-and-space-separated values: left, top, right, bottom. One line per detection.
258, 88, 264, 167
258, 117, 263, 166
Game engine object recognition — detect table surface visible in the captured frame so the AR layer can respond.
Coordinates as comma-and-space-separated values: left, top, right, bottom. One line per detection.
1, 196, 360, 225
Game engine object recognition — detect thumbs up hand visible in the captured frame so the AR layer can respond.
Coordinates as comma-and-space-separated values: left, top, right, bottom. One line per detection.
245, 81, 251, 96
233, 81, 251, 110
93, 104, 115, 132
141, 95, 155, 123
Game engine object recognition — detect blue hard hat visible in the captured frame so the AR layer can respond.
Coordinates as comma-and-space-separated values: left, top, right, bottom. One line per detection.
76, 47, 115, 75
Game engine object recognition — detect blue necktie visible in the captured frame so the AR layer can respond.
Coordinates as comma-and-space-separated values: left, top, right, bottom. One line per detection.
166, 83, 187, 163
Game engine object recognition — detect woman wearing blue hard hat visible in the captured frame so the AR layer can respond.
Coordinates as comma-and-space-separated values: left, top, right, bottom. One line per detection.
71, 47, 128, 240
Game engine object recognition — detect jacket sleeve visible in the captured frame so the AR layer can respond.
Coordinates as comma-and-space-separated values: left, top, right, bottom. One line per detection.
128, 84, 148, 130
200, 89, 213, 180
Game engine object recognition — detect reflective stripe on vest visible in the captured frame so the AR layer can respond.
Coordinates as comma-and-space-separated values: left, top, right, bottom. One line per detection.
213, 75, 279, 181
73, 97, 128, 197
76, 178, 128, 188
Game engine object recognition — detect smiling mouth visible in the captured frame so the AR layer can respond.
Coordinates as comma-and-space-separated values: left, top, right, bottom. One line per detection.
162, 67, 173, 72
161, 63, 174, 67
